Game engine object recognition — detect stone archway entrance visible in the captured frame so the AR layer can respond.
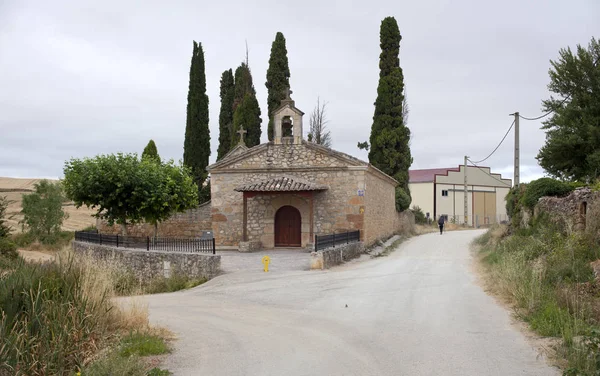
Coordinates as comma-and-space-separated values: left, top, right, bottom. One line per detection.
275, 205, 301, 247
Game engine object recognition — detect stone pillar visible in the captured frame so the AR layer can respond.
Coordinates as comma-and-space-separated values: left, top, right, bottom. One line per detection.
243, 192, 248, 241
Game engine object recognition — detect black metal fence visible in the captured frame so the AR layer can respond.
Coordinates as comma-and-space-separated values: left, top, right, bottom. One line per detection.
74, 231, 216, 254
314, 230, 360, 251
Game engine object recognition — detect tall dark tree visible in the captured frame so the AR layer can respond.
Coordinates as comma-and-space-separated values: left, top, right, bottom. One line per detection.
536, 37, 600, 182
142, 139, 160, 162
368, 17, 413, 211
232, 62, 262, 147
233, 63, 255, 110
265, 32, 291, 141
217, 69, 235, 160
232, 94, 262, 147
183, 41, 210, 203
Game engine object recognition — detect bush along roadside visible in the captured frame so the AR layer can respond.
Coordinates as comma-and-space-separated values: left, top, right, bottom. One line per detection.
0, 251, 173, 375
474, 221, 600, 375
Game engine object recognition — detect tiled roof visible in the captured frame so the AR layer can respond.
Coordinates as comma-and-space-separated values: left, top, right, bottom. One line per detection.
234, 176, 328, 192
409, 168, 460, 183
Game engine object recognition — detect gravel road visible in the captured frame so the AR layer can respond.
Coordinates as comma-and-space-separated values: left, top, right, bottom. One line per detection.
143, 230, 559, 376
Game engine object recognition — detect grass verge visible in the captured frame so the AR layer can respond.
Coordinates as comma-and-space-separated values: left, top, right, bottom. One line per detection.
0, 249, 172, 375
474, 222, 600, 375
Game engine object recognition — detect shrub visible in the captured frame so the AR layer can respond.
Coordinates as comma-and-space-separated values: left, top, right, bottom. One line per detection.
12, 230, 74, 251
395, 187, 411, 212
505, 184, 527, 228
520, 177, 574, 210
410, 206, 427, 224
0, 237, 18, 259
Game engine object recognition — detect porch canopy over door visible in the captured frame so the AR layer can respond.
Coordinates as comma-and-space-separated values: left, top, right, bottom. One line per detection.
234, 176, 328, 243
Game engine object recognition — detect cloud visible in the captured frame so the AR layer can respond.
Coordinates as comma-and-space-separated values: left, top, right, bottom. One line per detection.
0, 0, 598, 183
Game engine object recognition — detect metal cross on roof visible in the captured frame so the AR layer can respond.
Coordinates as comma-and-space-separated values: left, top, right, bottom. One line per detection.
237, 126, 247, 145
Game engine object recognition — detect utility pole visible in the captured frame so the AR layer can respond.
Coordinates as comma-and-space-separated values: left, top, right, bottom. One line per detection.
464, 155, 468, 226
513, 112, 520, 187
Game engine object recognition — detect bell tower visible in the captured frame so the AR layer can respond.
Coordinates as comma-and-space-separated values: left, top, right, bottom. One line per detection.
273, 87, 304, 145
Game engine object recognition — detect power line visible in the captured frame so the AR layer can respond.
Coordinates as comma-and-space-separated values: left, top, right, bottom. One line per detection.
470, 119, 515, 164
467, 158, 512, 187
518, 95, 571, 121
519, 55, 599, 121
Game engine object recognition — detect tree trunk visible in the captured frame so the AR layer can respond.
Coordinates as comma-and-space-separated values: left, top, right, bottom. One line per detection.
154, 222, 158, 239
121, 222, 127, 236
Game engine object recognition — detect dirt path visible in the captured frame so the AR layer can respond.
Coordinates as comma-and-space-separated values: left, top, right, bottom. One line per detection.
18, 249, 55, 262
135, 230, 559, 376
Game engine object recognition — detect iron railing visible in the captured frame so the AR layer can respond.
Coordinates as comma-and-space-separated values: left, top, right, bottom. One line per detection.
74, 231, 216, 254
314, 230, 360, 252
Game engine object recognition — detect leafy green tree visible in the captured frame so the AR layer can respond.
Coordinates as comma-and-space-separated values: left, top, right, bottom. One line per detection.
232, 63, 262, 147
137, 159, 199, 237
368, 17, 413, 211
217, 69, 235, 160
265, 32, 291, 141
536, 37, 600, 182
63, 153, 199, 236
20, 180, 68, 237
142, 139, 160, 162
183, 41, 210, 203
0, 195, 14, 238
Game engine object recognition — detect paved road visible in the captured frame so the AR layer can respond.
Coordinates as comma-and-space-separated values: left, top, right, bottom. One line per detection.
143, 230, 559, 376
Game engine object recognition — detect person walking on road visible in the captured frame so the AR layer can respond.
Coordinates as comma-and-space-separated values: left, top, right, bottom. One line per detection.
438, 215, 445, 235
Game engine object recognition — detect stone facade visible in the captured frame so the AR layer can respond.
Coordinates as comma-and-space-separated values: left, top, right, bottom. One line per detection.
208, 140, 407, 248
535, 188, 600, 235
72, 241, 221, 281
98, 201, 212, 238
364, 171, 415, 244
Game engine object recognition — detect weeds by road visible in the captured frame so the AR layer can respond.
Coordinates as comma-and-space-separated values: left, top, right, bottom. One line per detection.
474, 221, 600, 375
0, 249, 173, 375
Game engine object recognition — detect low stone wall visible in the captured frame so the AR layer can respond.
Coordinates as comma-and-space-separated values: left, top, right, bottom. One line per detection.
72, 241, 221, 281
310, 242, 365, 270
98, 201, 212, 238
535, 188, 600, 234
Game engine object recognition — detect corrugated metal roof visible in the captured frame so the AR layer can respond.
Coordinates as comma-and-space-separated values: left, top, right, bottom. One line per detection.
234, 176, 328, 192
409, 168, 460, 183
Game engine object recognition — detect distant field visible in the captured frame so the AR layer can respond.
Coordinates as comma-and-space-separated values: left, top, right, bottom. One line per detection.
0, 177, 96, 233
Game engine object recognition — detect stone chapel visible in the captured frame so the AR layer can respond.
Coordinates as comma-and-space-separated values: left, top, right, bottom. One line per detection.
206, 90, 412, 249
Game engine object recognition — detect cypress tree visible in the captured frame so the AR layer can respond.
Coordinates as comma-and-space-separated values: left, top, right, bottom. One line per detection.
232, 62, 262, 147
232, 94, 262, 148
233, 63, 255, 110
265, 32, 291, 141
183, 41, 210, 203
142, 139, 160, 162
368, 17, 413, 211
217, 69, 235, 160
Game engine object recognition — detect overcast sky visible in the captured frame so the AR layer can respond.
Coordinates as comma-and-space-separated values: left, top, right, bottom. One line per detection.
1, 0, 598, 183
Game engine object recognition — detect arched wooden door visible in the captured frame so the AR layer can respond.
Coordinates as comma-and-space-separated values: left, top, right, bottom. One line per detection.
274, 205, 301, 247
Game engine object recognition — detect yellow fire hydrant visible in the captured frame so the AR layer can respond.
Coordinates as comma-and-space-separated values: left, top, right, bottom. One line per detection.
262, 255, 270, 272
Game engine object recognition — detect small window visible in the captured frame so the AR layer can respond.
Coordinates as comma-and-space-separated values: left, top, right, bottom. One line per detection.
442, 190, 449, 197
